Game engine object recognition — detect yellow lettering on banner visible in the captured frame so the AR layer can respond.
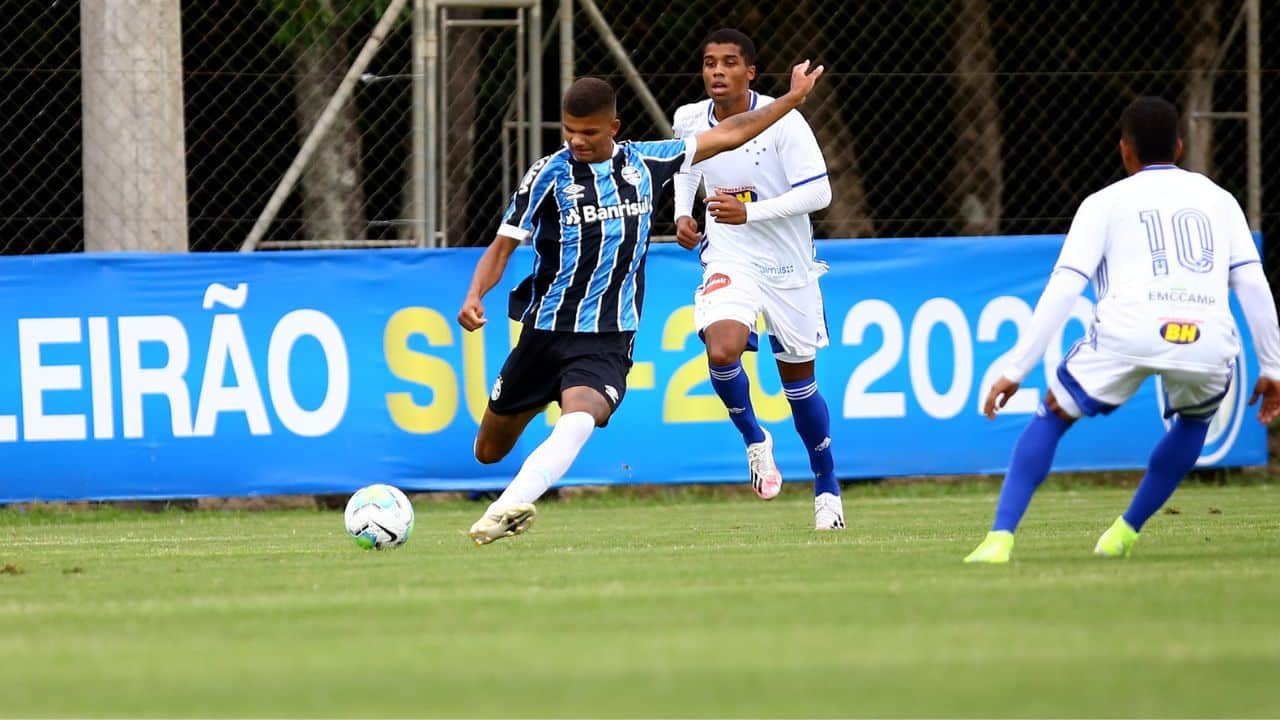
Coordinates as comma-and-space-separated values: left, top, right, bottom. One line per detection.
461, 326, 488, 424
384, 307, 458, 433
663, 306, 730, 423
627, 362, 655, 390
470, 319, 545, 424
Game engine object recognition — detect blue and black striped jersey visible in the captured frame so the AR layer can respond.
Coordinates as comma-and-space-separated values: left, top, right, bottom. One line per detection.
498, 138, 696, 333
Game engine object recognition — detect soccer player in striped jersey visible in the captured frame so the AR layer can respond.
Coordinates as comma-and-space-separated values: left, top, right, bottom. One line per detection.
964, 97, 1280, 563
671, 29, 843, 530
458, 60, 825, 545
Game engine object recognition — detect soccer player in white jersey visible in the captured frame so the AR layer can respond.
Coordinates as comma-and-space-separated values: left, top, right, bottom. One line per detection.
671, 29, 843, 530
964, 97, 1280, 563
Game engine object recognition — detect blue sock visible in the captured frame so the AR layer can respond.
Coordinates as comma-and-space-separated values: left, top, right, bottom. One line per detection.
709, 360, 765, 445
784, 377, 838, 496
992, 407, 1073, 532
1122, 416, 1211, 531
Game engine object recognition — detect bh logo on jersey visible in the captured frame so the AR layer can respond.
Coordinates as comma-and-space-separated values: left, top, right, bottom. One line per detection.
1159, 321, 1200, 345
715, 184, 758, 203
1155, 355, 1246, 466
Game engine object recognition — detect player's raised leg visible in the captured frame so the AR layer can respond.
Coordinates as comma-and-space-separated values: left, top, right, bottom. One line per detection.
469, 387, 610, 545
705, 318, 781, 499
467, 406, 548, 545
778, 359, 842, 529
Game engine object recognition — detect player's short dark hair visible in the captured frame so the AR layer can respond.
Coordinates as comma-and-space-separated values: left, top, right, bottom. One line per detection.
1120, 96, 1180, 164
702, 28, 756, 65
562, 77, 616, 117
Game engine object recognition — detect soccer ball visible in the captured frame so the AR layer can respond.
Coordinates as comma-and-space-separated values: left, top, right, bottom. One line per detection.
344, 484, 415, 550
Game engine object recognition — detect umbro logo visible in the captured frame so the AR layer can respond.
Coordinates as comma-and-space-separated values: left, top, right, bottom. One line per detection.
564, 183, 586, 201
604, 385, 620, 404
814, 437, 831, 453
727, 406, 746, 414
490, 376, 503, 401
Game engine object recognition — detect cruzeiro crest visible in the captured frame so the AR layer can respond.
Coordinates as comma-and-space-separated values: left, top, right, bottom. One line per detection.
1154, 353, 1246, 466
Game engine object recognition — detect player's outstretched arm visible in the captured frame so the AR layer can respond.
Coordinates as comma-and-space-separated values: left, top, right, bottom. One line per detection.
983, 269, 1089, 420
458, 235, 519, 331
692, 60, 824, 165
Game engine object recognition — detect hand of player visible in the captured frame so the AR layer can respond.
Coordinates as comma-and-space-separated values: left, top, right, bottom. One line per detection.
785, 59, 825, 104
1248, 377, 1280, 424
984, 377, 1021, 421
675, 216, 702, 250
706, 194, 748, 225
457, 295, 487, 331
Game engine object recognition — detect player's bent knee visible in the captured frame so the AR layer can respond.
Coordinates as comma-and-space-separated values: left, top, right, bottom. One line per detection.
706, 347, 742, 367
703, 321, 750, 367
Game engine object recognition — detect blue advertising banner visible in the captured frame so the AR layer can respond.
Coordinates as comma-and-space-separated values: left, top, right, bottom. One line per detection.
0, 235, 1264, 502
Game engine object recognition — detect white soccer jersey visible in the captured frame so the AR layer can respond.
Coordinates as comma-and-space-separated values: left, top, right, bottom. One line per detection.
1056, 165, 1259, 372
672, 92, 829, 288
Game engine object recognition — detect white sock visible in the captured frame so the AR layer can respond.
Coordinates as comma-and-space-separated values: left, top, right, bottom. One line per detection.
487, 411, 595, 514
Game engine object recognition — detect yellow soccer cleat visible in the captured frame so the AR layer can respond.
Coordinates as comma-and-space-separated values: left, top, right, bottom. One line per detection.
1093, 516, 1139, 558
963, 530, 1014, 564
468, 503, 538, 546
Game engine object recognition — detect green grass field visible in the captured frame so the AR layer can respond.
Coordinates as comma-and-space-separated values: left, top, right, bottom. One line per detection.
3, 482, 1279, 718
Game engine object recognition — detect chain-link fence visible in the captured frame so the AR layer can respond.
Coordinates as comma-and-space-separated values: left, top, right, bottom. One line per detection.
2, 1, 420, 253
573, 0, 1274, 245
1, 1, 1276, 261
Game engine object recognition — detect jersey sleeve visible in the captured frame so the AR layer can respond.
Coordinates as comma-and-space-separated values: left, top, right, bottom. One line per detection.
631, 137, 697, 188
777, 110, 828, 188
497, 155, 558, 242
1053, 193, 1107, 281
671, 104, 698, 139
670, 106, 702, 218
1224, 191, 1261, 270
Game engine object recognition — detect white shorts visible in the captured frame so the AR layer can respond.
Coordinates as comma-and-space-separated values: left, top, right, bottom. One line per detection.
1048, 339, 1235, 420
693, 263, 829, 363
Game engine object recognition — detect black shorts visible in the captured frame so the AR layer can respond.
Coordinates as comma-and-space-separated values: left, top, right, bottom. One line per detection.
488, 329, 635, 421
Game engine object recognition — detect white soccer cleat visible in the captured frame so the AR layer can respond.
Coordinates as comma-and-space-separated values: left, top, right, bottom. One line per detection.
814, 492, 845, 530
468, 503, 537, 546
746, 429, 783, 500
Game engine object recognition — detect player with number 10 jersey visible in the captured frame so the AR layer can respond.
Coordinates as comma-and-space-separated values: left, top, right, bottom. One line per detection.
965, 96, 1280, 564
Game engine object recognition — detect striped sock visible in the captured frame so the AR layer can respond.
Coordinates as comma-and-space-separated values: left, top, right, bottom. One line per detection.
783, 377, 838, 496
709, 360, 765, 445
